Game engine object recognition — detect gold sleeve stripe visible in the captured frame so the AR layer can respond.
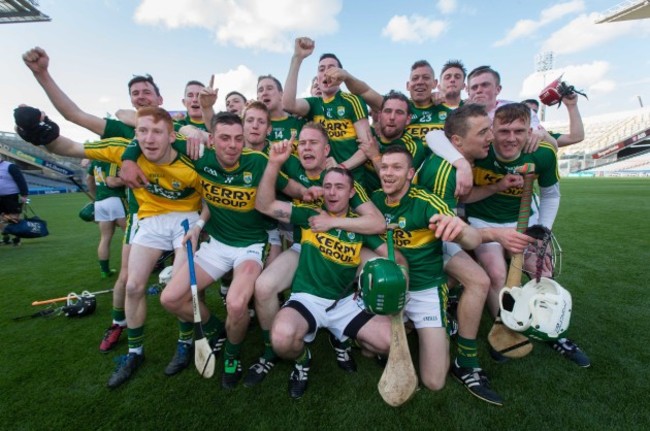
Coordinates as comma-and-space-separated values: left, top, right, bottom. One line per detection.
410, 188, 453, 214
85, 138, 131, 150
353, 181, 370, 201
433, 161, 452, 198
341, 92, 367, 119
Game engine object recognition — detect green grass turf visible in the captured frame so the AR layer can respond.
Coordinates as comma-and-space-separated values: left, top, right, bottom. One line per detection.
1, 178, 648, 430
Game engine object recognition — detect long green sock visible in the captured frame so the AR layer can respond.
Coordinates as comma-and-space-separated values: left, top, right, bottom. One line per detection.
99, 260, 110, 273
296, 346, 311, 366
127, 326, 144, 355
178, 320, 194, 343
112, 307, 126, 326
456, 336, 479, 369
261, 330, 277, 360
224, 340, 241, 360
203, 314, 224, 340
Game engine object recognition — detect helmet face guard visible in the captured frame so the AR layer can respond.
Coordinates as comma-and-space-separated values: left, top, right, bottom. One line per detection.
358, 257, 407, 315
158, 266, 174, 286
499, 277, 572, 341
521, 225, 562, 281
62, 291, 97, 317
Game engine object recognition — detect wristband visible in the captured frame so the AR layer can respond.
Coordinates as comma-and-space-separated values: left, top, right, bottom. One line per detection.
195, 219, 205, 230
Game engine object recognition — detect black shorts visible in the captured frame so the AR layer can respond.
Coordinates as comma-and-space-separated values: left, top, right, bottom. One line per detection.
0, 194, 22, 215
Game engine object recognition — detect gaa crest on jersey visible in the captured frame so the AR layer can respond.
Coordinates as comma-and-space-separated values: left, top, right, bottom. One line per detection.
347, 232, 356, 240
243, 172, 252, 185
398, 217, 406, 229
337, 106, 346, 117
171, 179, 181, 189
439, 112, 447, 121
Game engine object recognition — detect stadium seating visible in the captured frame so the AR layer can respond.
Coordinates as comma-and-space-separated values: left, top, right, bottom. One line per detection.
547, 107, 650, 158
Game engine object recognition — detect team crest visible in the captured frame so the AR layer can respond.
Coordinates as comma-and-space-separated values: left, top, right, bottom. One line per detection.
171, 179, 181, 189
347, 232, 356, 240
337, 106, 346, 117
243, 172, 253, 185
439, 112, 447, 121
398, 217, 406, 229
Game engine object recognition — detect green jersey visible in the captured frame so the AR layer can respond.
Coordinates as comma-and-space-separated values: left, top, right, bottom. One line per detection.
290, 204, 382, 300
305, 90, 369, 183
364, 129, 431, 192
371, 185, 454, 291
101, 118, 139, 214
269, 115, 306, 150
102, 118, 135, 140
88, 160, 126, 202
192, 147, 289, 247
174, 116, 208, 132
413, 154, 457, 209
406, 101, 458, 141
466, 143, 559, 223
281, 155, 371, 242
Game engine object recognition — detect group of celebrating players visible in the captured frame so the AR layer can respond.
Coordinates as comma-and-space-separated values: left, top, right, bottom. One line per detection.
13, 35, 589, 406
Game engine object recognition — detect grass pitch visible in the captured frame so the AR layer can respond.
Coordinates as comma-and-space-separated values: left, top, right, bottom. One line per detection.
1, 178, 648, 430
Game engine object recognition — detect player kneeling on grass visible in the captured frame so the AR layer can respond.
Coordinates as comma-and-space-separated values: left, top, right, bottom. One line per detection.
14, 105, 203, 388
372, 146, 482, 392
255, 140, 395, 399
463, 102, 589, 367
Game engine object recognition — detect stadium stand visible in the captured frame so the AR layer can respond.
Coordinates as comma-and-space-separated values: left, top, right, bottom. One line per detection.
581, 150, 650, 177
0, 130, 86, 194
546, 107, 650, 175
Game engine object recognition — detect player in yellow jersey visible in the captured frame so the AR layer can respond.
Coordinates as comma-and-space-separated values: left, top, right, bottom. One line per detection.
14, 105, 202, 388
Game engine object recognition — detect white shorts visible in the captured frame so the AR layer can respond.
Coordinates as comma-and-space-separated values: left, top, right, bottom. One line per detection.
405, 286, 446, 329
267, 228, 281, 247
442, 241, 462, 268
124, 213, 139, 245
468, 214, 539, 245
194, 236, 265, 280
284, 292, 369, 342
94, 197, 125, 222
132, 211, 199, 251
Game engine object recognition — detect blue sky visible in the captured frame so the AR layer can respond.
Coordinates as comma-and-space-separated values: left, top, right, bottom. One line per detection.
1, 0, 648, 142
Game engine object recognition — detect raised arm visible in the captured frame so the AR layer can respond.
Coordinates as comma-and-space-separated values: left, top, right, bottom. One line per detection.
282, 37, 314, 117
557, 94, 584, 147
324, 67, 383, 112
14, 106, 86, 159
23, 47, 107, 136
255, 140, 294, 223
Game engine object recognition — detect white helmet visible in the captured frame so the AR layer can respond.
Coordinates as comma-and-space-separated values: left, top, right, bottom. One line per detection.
499, 277, 572, 341
158, 266, 174, 286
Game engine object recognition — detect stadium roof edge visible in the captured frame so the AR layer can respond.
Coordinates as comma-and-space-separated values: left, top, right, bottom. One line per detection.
596, 0, 650, 23
0, 0, 50, 24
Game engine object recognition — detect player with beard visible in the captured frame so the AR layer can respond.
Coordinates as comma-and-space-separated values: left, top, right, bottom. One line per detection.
372, 145, 481, 393
282, 37, 372, 186
359, 91, 430, 192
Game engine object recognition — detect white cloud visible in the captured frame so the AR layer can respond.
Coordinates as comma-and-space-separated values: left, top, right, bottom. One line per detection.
542, 12, 643, 55
437, 0, 457, 14
134, 0, 342, 53
382, 15, 448, 43
519, 61, 613, 98
494, 0, 584, 46
212, 65, 258, 111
